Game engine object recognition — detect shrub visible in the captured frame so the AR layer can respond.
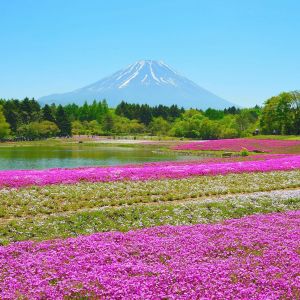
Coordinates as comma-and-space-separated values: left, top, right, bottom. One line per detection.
240, 148, 249, 156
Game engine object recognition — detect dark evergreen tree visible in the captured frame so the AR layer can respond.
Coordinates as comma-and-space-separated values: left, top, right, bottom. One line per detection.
2, 100, 20, 132
139, 104, 152, 125
20, 97, 31, 124
79, 101, 90, 121
115, 101, 184, 124
169, 104, 182, 120
5, 110, 18, 132
64, 103, 79, 121
115, 101, 127, 117
55, 105, 72, 136
42, 104, 55, 122
224, 106, 240, 115
20, 98, 41, 123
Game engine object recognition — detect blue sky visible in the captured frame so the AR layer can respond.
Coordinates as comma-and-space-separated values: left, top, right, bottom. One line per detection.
0, 0, 299, 106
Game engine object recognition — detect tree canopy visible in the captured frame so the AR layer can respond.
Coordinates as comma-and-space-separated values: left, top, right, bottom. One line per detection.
0, 105, 10, 138
260, 91, 300, 135
0, 91, 298, 140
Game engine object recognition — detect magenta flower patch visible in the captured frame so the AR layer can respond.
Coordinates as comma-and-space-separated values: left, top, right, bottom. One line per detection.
1, 154, 300, 188
173, 138, 300, 152
1, 210, 300, 299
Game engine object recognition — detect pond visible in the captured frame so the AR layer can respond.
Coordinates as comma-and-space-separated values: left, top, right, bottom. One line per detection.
0, 143, 201, 170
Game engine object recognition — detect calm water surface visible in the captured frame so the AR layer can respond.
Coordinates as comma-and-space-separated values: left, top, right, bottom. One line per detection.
0, 144, 199, 170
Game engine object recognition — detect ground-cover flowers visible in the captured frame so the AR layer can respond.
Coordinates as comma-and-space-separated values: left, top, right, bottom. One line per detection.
1, 210, 300, 299
1, 170, 300, 219
1, 189, 300, 244
1, 154, 300, 188
173, 138, 300, 152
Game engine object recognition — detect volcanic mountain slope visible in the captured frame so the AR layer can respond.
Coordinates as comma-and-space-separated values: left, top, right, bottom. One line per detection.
40, 60, 236, 109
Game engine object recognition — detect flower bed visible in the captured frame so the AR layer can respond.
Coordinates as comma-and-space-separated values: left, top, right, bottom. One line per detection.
1, 154, 300, 188
2, 170, 300, 220
2, 187, 300, 245
1, 210, 300, 299
173, 138, 300, 152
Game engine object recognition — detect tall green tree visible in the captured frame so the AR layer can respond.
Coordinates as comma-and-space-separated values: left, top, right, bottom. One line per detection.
291, 91, 300, 134
55, 105, 72, 136
43, 104, 55, 122
20, 98, 41, 124
0, 105, 10, 138
79, 101, 90, 121
260, 92, 298, 134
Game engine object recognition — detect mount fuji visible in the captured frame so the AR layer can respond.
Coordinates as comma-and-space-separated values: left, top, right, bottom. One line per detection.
40, 60, 236, 109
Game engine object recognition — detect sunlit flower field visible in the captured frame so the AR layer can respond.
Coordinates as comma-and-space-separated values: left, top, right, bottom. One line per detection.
2, 211, 300, 299
1, 139, 300, 299
173, 138, 300, 153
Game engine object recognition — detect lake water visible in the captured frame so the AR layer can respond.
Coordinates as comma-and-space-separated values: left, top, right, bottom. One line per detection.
0, 144, 199, 170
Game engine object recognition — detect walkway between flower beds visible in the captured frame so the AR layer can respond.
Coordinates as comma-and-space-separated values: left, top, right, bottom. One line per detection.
1, 154, 300, 188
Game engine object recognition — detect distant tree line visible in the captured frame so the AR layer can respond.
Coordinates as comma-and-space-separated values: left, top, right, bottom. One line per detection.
0, 90, 299, 140
0, 98, 73, 139
115, 101, 185, 125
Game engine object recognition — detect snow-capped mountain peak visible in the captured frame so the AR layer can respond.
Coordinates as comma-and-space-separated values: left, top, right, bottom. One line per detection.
40, 60, 236, 109
91, 60, 180, 90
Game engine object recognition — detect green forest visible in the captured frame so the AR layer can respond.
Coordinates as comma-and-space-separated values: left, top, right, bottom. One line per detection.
0, 91, 299, 140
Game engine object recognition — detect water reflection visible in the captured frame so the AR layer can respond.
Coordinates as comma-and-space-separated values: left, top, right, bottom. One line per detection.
0, 144, 198, 170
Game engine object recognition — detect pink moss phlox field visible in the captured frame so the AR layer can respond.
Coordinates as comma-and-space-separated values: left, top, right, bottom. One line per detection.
1, 154, 300, 188
173, 138, 300, 152
132, 153, 293, 166
1, 211, 300, 299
